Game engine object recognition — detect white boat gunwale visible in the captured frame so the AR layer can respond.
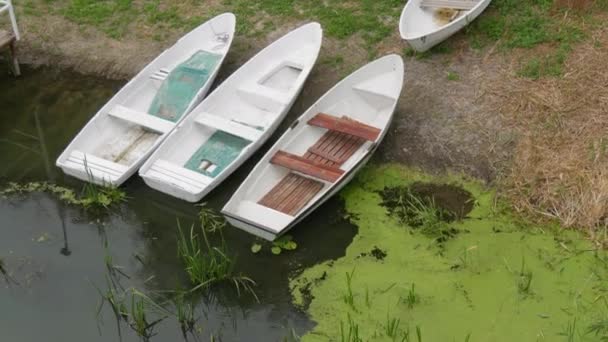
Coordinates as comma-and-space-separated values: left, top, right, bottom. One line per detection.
222, 54, 405, 241
56, 13, 237, 186
399, 0, 492, 52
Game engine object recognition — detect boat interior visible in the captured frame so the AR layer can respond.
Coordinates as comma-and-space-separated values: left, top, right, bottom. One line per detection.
258, 113, 380, 216
62, 38, 229, 182
143, 44, 317, 192
224, 66, 401, 232
403, 0, 479, 35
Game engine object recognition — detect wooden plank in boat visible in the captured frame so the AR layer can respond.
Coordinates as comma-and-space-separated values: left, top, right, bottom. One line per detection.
307, 129, 366, 165
420, 0, 479, 10
308, 113, 381, 141
258, 174, 324, 216
270, 150, 344, 183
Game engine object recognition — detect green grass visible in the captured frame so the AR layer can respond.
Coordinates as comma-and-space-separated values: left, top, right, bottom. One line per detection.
464, 0, 594, 79
20, 0, 608, 81
63, 0, 135, 38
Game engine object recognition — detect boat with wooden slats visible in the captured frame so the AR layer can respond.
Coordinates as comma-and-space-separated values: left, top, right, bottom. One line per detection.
222, 54, 405, 241
56, 13, 236, 186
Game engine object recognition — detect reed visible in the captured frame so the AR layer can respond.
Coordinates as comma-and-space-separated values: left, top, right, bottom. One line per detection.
384, 314, 401, 339
197, 203, 225, 233
517, 258, 533, 296
81, 157, 127, 209
558, 318, 577, 342
404, 284, 419, 309
128, 290, 167, 341
340, 314, 363, 342
342, 269, 356, 311
171, 293, 196, 338
176, 221, 257, 299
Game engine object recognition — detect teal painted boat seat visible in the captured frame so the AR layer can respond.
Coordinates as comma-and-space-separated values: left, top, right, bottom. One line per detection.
148, 50, 222, 123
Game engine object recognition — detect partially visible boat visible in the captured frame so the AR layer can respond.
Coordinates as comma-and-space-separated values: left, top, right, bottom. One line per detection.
139, 23, 323, 202
56, 13, 236, 186
222, 55, 404, 241
399, 0, 492, 52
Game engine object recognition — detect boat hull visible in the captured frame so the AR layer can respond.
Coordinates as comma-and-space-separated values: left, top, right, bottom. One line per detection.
399, 0, 492, 52
222, 54, 404, 240
139, 23, 323, 202
56, 13, 236, 187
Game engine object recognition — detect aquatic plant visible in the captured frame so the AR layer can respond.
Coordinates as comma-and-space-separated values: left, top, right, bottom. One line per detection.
0, 257, 11, 284
128, 290, 167, 341
282, 328, 300, 342
176, 221, 257, 299
416, 326, 423, 342
96, 278, 170, 342
384, 314, 401, 340
587, 298, 608, 339
340, 314, 363, 342
342, 269, 356, 311
96, 276, 128, 340
104, 245, 130, 288
380, 186, 466, 241
170, 293, 197, 338
517, 259, 534, 296
0, 181, 126, 210
250, 235, 298, 255
558, 318, 578, 342
197, 203, 225, 233
404, 284, 419, 309
81, 182, 127, 209
587, 319, 608, 339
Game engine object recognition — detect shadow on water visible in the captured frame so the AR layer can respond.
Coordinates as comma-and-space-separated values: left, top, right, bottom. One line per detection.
0, 65, 357, 341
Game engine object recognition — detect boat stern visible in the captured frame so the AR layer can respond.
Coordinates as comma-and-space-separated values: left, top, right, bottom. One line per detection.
222, 200, 293, 241
138, 159, 214, 203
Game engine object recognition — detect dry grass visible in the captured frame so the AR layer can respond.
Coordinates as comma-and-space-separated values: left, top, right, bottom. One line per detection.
496, 24, 608, 247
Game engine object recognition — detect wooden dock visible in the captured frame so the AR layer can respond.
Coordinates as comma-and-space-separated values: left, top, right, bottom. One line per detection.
0, 29, 19, 76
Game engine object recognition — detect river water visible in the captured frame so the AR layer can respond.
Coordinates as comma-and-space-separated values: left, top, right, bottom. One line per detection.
0, 65, 357, 341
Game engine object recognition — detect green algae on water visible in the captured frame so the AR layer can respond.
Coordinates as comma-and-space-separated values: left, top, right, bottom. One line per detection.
290, 164, 608, 341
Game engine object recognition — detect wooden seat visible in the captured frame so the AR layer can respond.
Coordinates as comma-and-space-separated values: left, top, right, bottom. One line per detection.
420, 0, 479, 10
306, 130, 366, 166
259, 114, 374, 216
258, 174, 324, 216
308, 113, 381, 141
270, 150, 344, 182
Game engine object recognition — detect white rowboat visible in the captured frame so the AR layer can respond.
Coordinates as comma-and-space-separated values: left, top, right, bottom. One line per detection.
139, 23, 323, 202
399, 0, 491, 52
56, 13, 236, 186
222, 54, 405, 241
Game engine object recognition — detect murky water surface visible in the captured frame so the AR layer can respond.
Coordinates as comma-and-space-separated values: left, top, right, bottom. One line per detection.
0, 66, 356, 341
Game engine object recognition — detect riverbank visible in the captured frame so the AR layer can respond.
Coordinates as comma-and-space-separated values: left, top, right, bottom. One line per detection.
5, 0, 608, 257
